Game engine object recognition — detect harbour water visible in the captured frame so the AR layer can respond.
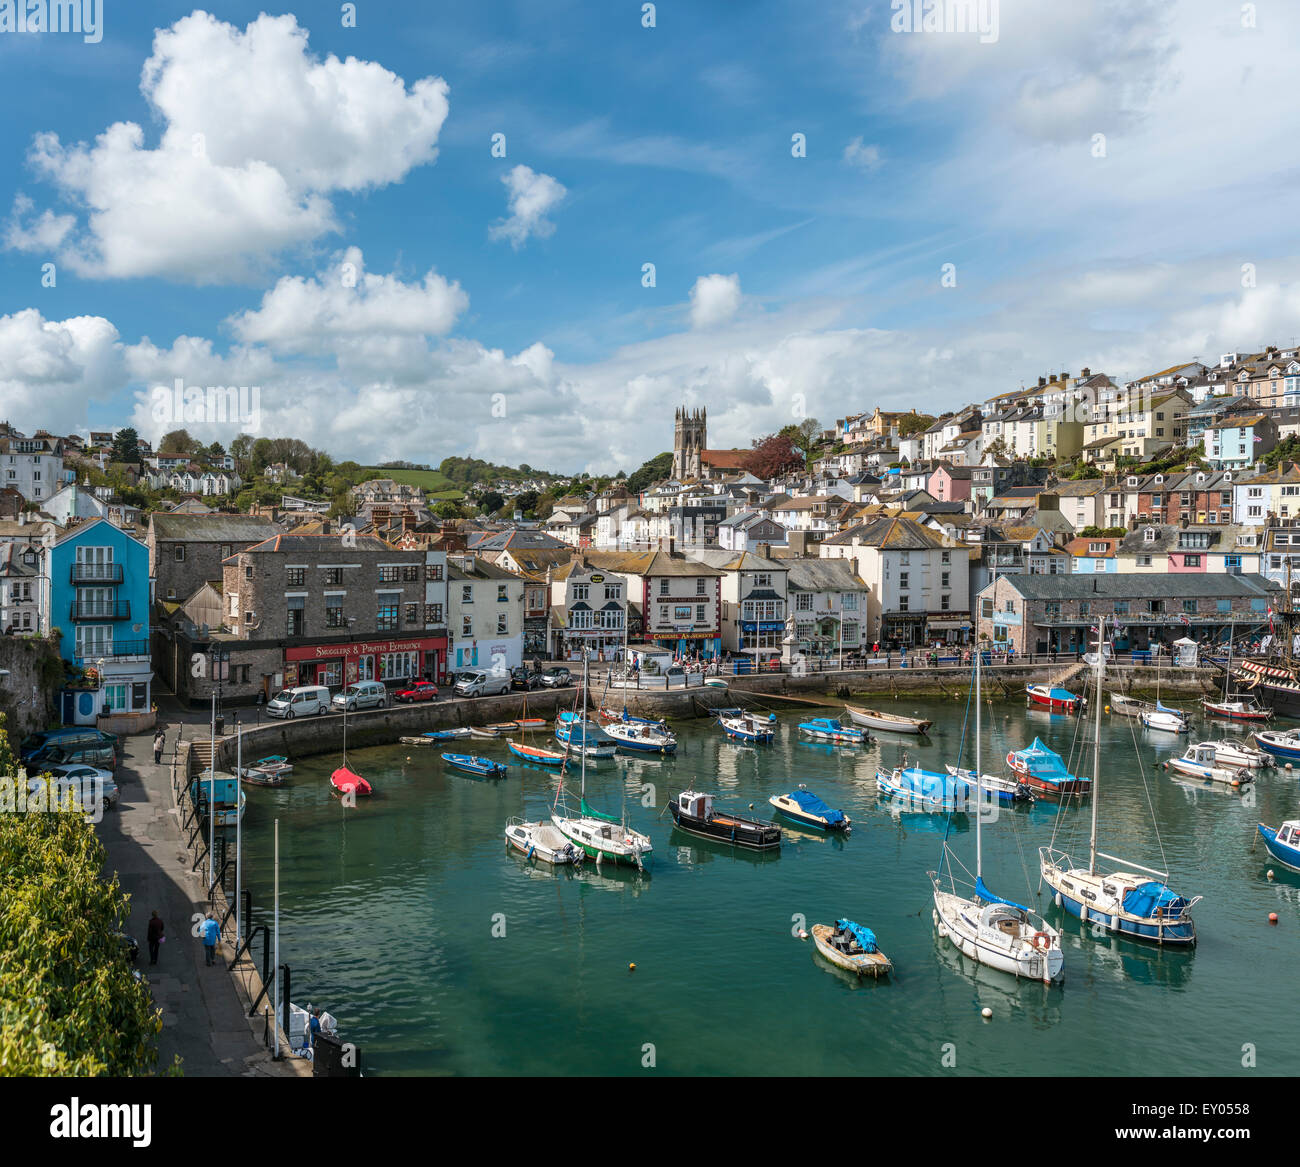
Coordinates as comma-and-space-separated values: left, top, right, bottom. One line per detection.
237, 698, 1300, 1076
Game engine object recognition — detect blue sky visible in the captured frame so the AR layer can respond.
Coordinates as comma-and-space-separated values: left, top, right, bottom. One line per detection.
1, 1, 1298, 473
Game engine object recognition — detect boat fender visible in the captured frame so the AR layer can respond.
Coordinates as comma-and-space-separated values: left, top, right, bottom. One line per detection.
1053, 892, 1062, 909
1032, 931, 1051, 951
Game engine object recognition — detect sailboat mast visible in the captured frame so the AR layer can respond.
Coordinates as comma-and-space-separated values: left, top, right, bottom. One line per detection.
974, 648, 982, 878
580, 650, 588, 800
1090, 622, 1103, 876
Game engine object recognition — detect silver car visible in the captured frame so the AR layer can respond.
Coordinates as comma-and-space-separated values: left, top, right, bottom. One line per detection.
31, 765, 119, 814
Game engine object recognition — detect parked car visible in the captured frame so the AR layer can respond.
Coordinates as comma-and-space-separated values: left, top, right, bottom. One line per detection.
537, 667, 572, 688
331, 680, 388, 712
27, 767, 118, 812
266, 685, 332, 718
27, 741, 117, 776
454, 670, 512, 698
20, 727, 119, 763
395, 680, 439, 703
510, 667, 543, 691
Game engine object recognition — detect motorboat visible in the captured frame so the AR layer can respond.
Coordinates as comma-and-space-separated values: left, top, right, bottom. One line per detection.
811, 921, 891, 978
603, 719, 677, 754
876, 765, 975, 811
1202, 697, 1271, 723
1258, 821, 1300, 872
1006, 739, 1091, 798
768, 788, 851, 832
943, 765, 1035, 806
1166, 743, 1252, 788
1253, 729, 1300, 763
504, 817, 584, 864
1026, 684, 1081, 713
668, 789, 781, 850
441, 753, 508, 779
1140, 701, 1189, 734
797, 718, 869, 745
1198, 738, 1272, 769
842, 704, 931, 734
717, 710, 777, 744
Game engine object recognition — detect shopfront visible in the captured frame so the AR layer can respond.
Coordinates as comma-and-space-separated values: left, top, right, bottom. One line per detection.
738, 620, 785, 653
284, 635, 448, 689
647, 629, 721, 659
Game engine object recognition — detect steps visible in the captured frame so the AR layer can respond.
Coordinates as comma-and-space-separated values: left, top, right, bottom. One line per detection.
1047, 660, 1090, 690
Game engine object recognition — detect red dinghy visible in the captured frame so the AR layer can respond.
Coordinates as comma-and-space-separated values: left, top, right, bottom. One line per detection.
331, 766, 372, 797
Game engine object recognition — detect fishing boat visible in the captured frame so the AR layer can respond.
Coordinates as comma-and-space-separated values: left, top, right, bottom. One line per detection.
876, 765, 975, 811
944, 765, 1035, 806
1258, 821, 1300, 872
668, 789, 782, 850
811, 921, 891, 978
768, 787, 851, 832
330, 697, 371, 796
504, 817, 584, 864
1200, 738, 1272, 769
842, 704, 932, 735
1166, 743, 1252, 788
193, 770, 248, 826
1025, 683, 1081, 713
603, 719, 677, 754
551, 653, 653, 867
442, 752, 508, 779
238, 764, 289, 787
933, 653, 1064, 984
1252, 728, 1300, 763
1202, 697, 1271, 722
1140, 701, 1189, 734
1006, 739, 1091, 798
598, 707, 669, 728
1039, 626, 1200, 946
1108, 692, 1153, 718
797, 717, 869, 745
717, 709, 777, 743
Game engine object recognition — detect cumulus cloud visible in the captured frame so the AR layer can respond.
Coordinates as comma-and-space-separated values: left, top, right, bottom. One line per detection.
488, 165, 567, 249
842, 137, 882, 170
10, 11, 449, 282
689, 273, 742, 329
0, 309, 123, 423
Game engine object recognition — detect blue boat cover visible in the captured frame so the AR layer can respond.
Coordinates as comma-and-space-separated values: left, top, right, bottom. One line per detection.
1156, 701, 1180, 715
1014, 738, 1076, 785
788, 789, 846, 825
975, 876, 1029, 914
1122, 881, 1186, 918
835, 919, 877, 953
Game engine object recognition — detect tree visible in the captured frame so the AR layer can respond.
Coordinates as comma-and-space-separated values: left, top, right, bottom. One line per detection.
109, 427, 141, 466
158, 428, 198, 456
626, 452, 673, 494
478, 491, 505, 516
779, 417, 823, 468
433, 500, 463, 520
744, 432, 804, 480
897, 411, 936, 437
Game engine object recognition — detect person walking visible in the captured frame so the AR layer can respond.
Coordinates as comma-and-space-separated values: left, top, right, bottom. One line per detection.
146, 910, 165, 965
200, 912, 220, 966
153, 728, 165, 765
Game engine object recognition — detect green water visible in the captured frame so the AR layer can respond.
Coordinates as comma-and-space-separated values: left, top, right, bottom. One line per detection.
236, 699, 1300, 1076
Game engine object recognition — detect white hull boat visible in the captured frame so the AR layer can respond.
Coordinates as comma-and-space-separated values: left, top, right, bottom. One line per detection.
931, 885, 1063, 984
843, 703, 931, 735
1166, 744, 1252, 788
1140, 706, 1188, 733
1201, 738, 1272, 769
504, 818, 584, 864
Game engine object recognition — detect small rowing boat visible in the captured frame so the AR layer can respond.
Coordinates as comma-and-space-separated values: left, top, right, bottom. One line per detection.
811, 921, 892, 978
842, 704, 931, 735
507, 739, 568, 768
469, 726, 501, 739
1026, 684, 1082, 713
442, 752, 508, 779
797, 717, 869, 745
1108, 692, 1153, 718
515, 717, 547, 730
488, 721, 520, 732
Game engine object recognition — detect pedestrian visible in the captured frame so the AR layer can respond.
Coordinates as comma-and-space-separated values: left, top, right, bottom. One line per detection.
200, 912, 220, 966
147, 909, 165, 965
153, 728, 165, 765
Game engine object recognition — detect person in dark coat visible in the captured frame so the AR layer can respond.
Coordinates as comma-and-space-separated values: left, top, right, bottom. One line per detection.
147, 910, 165, 965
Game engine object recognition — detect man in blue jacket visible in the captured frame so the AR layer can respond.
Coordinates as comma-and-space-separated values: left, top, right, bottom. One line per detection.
200, 913, 220, 966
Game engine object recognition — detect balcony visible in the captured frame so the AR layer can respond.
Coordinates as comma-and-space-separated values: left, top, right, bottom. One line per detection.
71, 562, 123, 584
75, 639, 150, 662
71, 600, 130, 621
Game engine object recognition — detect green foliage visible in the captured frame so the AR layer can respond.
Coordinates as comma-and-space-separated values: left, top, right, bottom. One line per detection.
897, 411, 936, 437
626, 452, 673, 494
1078, 526, 1127, 538
0, 715, 160, 1074
1069, 462, 1102, 480
108, 427, 141, 466
1264, 435, 1300, 470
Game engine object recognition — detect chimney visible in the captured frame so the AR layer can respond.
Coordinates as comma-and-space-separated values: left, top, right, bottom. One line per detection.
1081, 367, 1091, 378
1038, 376, 1046, 387
1048, 374, 1057, 383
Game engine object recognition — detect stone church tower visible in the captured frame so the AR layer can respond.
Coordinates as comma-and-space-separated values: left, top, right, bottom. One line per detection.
673, 406, 706, 480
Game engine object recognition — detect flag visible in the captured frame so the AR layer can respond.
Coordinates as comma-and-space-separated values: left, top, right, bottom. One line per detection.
1254, 434, 1263, 443
1268, 604, 1275, 633
1178, 614, 1191, 627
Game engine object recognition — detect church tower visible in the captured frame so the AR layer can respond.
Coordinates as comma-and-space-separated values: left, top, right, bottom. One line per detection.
673, 406, 706, 480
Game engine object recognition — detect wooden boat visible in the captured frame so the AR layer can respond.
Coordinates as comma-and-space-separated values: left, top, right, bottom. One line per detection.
506, 739, 568, 768
426, 728, 471, 741
669, 789, 781, 850
237, 765, 288, 787
469, 726, 501, 739
717, 710, 777, 743
504, 818, 583, 864
1108, 692, 1153, 718
330, 766, 372, 797
1202, 697, 1271, 722
1006, 739, 1091, 798
769, 788, 851, 832
1026, 684, 1081, 713
843, 703, 932, 735
797, 717, 869, 745
193, 771, 248, 825
1252, 729, 1300, 763
1140, 701, 1189, 734
400, 735, 439, 746
1166, 743, 1251, 788
488, 721, 520, 732
515, 717, 547, 730
441, 752, 508, 779
1258, 821, 1300, 872
811, 922, 892, 978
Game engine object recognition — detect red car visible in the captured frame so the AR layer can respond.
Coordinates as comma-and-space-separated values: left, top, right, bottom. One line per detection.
395, 680, 439, 703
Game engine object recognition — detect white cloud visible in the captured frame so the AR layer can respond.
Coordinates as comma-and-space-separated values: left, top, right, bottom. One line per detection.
11, 11, 449, 282
3, 193, 74, 253
689, 273, 742, 329
0, 309, 123, 424
488, 165, 567, 249
842, 137, 882, 170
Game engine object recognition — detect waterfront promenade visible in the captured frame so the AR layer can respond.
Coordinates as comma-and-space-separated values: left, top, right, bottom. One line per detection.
100, 698, 308, 1076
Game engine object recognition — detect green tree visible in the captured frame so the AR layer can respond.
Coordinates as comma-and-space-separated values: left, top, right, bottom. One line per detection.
158, 429, 198, 456
109, 427, 141, 465
626, 452, 673, 493
897, 411, 936, 437
433, 500, 463, 520
478, 490, 505, 516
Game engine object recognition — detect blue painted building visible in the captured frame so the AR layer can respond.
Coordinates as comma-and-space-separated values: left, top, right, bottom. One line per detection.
47, 518, 152, 725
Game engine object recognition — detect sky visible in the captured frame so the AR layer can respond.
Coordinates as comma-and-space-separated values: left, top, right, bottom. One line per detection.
1, 0, 1298, 475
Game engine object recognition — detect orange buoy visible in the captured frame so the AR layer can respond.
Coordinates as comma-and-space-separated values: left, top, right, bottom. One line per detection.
1269, 913, 1279, 925
629, 962, 637, 971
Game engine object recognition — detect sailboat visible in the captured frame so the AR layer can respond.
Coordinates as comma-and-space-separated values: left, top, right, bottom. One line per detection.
930, 651, 1064, 984
1203, 632, 1271, 721
330, 692, 372, 797
551, 652, 653, 868
1039, 625, 1200, 945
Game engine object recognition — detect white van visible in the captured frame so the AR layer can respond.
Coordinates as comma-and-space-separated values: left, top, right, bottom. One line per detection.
453, 670, 512, 698
267, 685, 332, 718
332, 680, 388, 712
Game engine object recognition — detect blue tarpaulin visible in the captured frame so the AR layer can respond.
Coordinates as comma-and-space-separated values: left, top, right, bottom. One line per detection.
1122, 881, 1186, 919
975, 876, 1030, 914
789, 789, 846, 825
835, 919, 877, 953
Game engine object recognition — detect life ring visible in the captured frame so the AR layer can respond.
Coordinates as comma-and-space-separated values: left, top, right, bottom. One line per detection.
1032, 931, 1051, 951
